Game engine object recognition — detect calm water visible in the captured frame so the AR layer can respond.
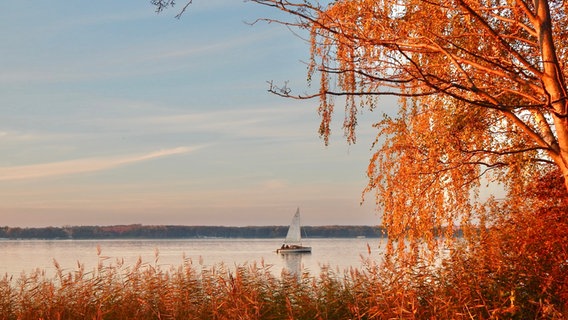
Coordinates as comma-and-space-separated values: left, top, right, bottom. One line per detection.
0, 238, 387, 278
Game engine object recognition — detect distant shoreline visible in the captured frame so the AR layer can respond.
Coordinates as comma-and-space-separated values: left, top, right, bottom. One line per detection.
0, 224, 387, 240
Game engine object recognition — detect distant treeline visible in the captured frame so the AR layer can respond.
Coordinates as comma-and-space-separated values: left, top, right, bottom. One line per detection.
0, 225, 386, 240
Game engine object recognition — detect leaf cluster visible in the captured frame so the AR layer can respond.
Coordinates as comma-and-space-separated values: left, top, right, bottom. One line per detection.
247, 0, 568, 264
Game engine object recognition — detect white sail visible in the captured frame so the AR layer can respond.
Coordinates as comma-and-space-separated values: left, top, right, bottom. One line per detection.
284, 208, 302, 245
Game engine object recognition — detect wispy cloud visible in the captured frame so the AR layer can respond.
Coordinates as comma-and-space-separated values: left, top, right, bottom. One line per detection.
118, 105, 315, 138
0, 146, 199, 181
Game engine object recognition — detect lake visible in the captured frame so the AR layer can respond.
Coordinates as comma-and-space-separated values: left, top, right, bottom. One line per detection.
0, 238, 387, 278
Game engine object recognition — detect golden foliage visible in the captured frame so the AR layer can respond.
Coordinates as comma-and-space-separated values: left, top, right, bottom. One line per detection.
252, 0, 568, 263
458, 168, 568, 318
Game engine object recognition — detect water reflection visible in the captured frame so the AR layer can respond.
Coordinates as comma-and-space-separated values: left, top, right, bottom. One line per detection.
279, 252, 309, 276
0, 238, 386, 278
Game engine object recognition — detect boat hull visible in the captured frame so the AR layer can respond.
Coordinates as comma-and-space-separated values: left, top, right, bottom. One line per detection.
277, 246, 312, 254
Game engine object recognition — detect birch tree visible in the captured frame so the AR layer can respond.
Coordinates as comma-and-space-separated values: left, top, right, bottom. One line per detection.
249, 0, 568, 254
155, 0, 568, 257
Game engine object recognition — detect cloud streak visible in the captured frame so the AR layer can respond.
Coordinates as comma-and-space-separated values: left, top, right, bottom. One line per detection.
0, 146, 198, 181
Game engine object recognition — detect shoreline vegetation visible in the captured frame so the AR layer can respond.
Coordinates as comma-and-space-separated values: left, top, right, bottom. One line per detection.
1, 248, 564, 319
0, 225, 387, 240
0, 255, 460, 319
0, 223, 565, 319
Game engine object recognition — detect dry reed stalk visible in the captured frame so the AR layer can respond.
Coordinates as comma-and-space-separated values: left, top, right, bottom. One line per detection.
0, 243, 565, 320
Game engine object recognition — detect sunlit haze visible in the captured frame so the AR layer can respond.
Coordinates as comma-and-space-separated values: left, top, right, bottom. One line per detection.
0, 1, 387, 227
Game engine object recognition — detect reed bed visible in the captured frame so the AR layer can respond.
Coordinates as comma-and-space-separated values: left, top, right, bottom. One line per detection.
0, 246, 565, 320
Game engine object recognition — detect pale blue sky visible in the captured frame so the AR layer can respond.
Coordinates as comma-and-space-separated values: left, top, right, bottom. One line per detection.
0, 1, 387, 227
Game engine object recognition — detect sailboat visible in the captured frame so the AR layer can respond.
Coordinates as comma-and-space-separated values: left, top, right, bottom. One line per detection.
276, 208, 311, 254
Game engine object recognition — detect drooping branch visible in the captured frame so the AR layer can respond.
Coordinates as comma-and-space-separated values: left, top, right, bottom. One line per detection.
153, 0, 568, 252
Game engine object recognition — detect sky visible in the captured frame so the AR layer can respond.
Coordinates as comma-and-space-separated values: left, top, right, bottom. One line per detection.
0, 1, 391, 227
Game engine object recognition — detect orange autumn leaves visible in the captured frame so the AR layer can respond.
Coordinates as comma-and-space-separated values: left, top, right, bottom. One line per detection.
263, 0, 568, 256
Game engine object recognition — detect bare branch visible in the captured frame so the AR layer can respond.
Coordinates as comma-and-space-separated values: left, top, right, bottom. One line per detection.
150, 0, 192, 18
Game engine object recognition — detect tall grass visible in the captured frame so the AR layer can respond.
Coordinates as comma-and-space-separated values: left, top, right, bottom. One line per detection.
0, 246, 565, 320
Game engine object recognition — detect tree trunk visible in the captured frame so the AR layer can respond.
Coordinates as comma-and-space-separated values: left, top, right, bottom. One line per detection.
534, 0, 568, 191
